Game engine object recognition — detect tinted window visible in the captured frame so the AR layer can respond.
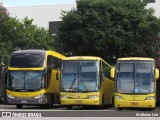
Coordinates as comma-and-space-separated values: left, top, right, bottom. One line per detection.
7, 71, 43, 90
61, 60, 99, 92
102, 62, 111, 78
116, 61, 154, 93
9, 54, 45, 68
47, 55, 61, 69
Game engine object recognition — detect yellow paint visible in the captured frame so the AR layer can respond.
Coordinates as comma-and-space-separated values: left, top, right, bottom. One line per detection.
7, 50, 65, 102
60, 56, 114, 106
7, 89, 45, 97
114, 57, 158, 108
114, 92, 156, 108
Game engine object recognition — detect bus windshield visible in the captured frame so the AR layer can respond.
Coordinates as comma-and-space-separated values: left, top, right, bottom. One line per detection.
9, 53, 45, 68
7, 71, 43, 90
116, 61, 154, 93
61, 61, 99, 92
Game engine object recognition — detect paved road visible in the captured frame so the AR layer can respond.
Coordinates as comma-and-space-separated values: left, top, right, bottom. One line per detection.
0, 104, 159, 117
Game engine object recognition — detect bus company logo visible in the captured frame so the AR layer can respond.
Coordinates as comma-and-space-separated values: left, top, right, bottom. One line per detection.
2, 112, 12, 117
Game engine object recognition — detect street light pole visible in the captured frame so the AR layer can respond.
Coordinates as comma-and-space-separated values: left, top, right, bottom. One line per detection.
0, 0, 3, 6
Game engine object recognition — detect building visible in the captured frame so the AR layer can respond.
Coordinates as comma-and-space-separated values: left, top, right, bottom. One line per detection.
7, 4, 76, 34
6, 0, 160, 34
146, 0, 160, 18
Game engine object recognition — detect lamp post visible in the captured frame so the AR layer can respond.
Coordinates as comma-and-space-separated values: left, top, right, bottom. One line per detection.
0, 0, 3, 6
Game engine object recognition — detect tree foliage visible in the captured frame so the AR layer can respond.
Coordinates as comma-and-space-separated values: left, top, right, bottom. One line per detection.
0, 5, 54, 64
56, 0, 160, 63
0, 5, 11, 63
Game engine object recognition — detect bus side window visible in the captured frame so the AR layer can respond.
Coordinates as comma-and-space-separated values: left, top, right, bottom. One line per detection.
51, 57, 58, 70
102, 62, 111, 78
57, 59, 62, 70
51, 57, 61, 80
46, 55, 52, 86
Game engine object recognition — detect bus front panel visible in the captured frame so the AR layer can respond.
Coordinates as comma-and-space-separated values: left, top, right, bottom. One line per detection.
6, 70, 51, 105
60, 91, 101, 105
6, 89, 52, 105
115, 60, 156, 108
114, 93, 156, 108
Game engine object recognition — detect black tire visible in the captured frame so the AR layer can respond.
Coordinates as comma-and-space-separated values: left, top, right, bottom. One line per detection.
67, 106, 72, 110
16, 104, 23, 109
99, 95, 105, 109
95, 95, 104, 110
0, 101, 3, 104
117, 107, 123, 110
111, 97, 114, 107
46, 96, 54, 109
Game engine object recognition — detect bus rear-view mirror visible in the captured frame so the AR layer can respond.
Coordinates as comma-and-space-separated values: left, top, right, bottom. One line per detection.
155, 68, 159, 79
110, 67, 115, 78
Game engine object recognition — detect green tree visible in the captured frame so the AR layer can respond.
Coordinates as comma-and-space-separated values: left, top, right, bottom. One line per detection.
0, 4, 13, 63
11, 17, 54, 51
56, 0, 160, 63
0, 5, 54, 64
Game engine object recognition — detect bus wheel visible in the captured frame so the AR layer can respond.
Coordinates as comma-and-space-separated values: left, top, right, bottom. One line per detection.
111, 97, 114, 107
117, 107, 123, 110
99, 95, 104, 109
67, 106, 72, 110
46, 96, 54, 109
46, 103, 53, 109
16, 105, 23, 109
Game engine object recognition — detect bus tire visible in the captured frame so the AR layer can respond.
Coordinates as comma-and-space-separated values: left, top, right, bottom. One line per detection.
111, 96, 114, 107
67, 106, 72, 110
117, 107, 123, 110
16, 104, 23, 109
46, 96, 54, 109
97, 95, 104, 109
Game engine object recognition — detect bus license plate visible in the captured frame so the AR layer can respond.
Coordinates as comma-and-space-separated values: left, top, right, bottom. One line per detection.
75, 100, 82, 104
21, 101, 27, 103
131, 102, 138, 105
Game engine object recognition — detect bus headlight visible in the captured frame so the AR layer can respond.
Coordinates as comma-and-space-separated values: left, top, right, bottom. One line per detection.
145, 96, 155, 100
88, 96, 99, 99
7, 94, 15, 99
61, 96, 69, 98
115, 95, 123, 100
34, 94, 43, 99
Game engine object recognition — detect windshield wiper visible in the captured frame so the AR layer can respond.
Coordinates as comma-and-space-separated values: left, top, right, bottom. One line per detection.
79, 79, 88, 91
69, 76, 77, 91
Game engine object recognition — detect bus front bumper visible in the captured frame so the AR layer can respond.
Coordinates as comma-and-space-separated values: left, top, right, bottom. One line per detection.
115, 98, 156, 108
6, 94, 50, 105
61, 98, 101, 105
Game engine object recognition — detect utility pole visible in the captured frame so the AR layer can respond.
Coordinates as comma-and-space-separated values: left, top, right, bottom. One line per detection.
0, 0, 3, 6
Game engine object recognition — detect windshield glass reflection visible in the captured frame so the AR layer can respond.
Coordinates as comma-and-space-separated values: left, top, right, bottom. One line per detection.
61, 61, 99, 92
7, 71, 43, 90
116, 61, 154, 93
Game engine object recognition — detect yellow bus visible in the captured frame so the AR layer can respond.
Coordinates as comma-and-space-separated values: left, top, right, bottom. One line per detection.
60, 56, 114, 109
110, 57, 159, 109
5, 50, 65, 109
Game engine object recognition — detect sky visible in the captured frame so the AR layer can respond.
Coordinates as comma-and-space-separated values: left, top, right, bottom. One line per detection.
2, 0, 76, 7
